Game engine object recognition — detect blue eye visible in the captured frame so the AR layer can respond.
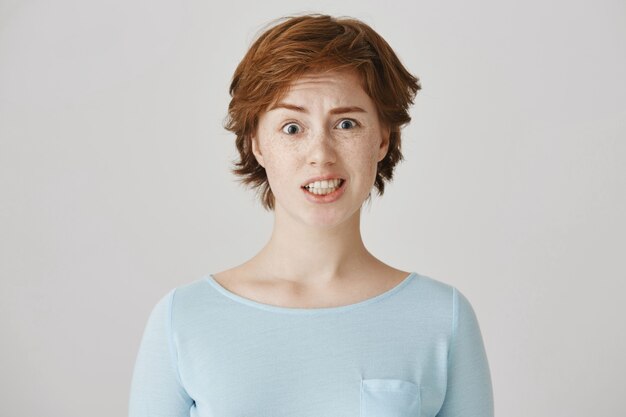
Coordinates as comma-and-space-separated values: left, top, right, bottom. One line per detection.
282, 123, 301, 135
337, 119, 357, 129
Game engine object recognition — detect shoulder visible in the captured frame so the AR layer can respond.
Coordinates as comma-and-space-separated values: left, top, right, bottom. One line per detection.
413, 272, 454, 295
143, 276, 214, 325
408, 273, 481, 326
168, 276, 214, 312
410, 272, 456, 309
412, 272, 477, 305
412, 274, 486, 342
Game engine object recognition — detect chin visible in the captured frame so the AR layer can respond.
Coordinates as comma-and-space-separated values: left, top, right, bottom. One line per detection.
306, 206, 360, 228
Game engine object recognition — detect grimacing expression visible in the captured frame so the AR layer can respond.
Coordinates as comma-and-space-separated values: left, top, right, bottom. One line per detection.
251, 69, 390, 227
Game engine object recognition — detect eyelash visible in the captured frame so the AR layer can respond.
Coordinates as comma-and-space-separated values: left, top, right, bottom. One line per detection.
281, 119, 360, 135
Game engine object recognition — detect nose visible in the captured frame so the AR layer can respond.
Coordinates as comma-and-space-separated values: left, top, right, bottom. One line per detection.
307, 127, 337, 166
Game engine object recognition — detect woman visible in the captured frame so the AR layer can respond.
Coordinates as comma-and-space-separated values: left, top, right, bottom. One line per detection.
129, 14, 494, 417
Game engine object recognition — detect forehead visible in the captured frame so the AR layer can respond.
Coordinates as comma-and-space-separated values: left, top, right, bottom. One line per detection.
273, 69, 372, 106
289, 69, 362, 88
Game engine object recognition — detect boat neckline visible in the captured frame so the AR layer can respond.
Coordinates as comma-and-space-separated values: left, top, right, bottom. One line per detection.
203, 271, 418, 315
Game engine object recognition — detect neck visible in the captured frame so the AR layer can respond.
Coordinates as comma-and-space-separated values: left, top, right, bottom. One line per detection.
248, 203, 377, 287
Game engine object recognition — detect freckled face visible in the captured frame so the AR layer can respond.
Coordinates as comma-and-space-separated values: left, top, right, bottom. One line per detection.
251, 69, 390, 227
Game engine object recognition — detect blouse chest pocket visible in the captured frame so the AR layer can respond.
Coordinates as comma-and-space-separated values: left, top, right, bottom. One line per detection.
360, 378, 421, 417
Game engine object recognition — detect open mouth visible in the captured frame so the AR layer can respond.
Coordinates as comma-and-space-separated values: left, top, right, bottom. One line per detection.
301, 179, 345, 196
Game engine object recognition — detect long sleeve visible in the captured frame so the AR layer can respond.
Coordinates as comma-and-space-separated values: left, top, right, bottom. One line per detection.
437, 287, 494, 417
128, 289, 194, 417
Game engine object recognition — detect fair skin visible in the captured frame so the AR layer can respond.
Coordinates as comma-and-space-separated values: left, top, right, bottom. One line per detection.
213, 69, 410, 308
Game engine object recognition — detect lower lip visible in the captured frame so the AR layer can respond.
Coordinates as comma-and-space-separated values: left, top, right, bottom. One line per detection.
301, 180, 347, 204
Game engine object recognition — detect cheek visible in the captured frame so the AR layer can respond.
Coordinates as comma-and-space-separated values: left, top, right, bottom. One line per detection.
263, 145, 293, 172
260, 146, 297, 188
343, 148, 380, 188
349, 132, 383, 167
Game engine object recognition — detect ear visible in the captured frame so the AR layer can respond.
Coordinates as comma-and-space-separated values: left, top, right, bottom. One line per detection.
251, 134, 265, 168
377, 124, 391, 162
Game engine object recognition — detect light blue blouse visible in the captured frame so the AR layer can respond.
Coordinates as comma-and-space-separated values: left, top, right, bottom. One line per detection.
129, 272, 494, 416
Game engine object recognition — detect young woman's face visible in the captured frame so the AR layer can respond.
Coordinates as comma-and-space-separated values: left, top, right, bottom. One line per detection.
252, 69, 390, 228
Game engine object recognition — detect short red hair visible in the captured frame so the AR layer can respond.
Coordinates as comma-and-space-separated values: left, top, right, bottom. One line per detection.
225, 14, 421, 210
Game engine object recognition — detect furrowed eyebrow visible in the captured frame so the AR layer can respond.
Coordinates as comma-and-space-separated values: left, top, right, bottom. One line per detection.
269, 103, 308, 113
269, 103, 367, 115
329, 106, 367, 115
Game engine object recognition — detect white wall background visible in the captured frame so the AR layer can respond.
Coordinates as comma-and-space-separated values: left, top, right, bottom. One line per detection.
1, 0, 624, 416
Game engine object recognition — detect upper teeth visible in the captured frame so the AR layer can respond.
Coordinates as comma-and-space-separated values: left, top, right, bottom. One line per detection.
305, 179, 342, 189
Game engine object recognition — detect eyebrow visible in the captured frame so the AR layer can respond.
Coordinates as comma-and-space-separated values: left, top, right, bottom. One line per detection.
269, 102, 367, 115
